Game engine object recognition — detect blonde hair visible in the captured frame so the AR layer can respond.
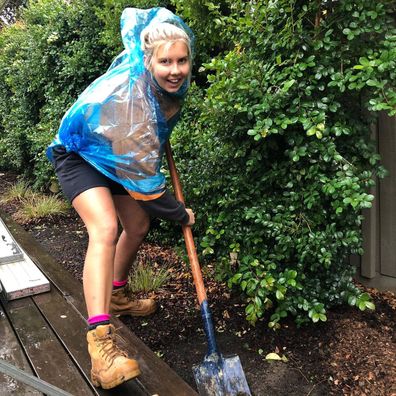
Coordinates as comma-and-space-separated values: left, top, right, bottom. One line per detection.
141, 22, 192, 72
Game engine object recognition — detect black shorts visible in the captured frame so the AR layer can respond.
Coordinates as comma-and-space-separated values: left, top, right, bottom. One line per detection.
51, 146, 128, 202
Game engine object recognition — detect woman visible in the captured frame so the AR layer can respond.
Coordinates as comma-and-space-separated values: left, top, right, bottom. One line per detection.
48, 8, 195, 389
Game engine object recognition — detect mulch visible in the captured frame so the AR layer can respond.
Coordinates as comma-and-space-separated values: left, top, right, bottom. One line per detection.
1, 170, 395, 396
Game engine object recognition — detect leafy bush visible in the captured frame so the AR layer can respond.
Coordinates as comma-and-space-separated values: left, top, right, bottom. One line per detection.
0, 0, 111, 188
169, 0, 396, 326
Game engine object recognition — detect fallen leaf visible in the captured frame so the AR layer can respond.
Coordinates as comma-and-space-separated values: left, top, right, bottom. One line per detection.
265, 352, 282, 361
265, 352, 288, 362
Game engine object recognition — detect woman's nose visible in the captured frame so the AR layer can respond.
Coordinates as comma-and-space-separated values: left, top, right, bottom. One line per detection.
170, 63, 180, 74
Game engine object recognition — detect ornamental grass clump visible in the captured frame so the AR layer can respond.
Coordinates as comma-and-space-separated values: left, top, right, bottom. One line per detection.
0, 180, 33, 203
128, 263, 171, 294
15, 193, 70, 222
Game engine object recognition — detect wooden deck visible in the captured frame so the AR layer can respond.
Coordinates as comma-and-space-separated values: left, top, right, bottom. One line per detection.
0, 210, 197, 396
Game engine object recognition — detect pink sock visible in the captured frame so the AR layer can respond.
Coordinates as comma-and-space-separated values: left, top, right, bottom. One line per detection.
87, 314, 111, 326
113, 279, 128, 288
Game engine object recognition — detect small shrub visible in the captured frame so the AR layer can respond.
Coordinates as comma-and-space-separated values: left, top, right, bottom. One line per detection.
128, 262, 170, 294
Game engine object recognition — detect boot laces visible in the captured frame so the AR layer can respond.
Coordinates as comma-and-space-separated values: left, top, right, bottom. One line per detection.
96, 331, 127, 365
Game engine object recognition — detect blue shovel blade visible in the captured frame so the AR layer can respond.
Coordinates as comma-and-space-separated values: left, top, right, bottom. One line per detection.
193, 352, 251, 396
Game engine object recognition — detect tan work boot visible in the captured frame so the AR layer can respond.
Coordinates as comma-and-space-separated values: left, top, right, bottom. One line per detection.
87, 324, 140, 389
110, 287, 157, 317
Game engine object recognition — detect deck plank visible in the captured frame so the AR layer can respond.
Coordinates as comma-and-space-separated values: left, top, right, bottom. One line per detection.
0, 303, 42, 395
2, 297, 93, 395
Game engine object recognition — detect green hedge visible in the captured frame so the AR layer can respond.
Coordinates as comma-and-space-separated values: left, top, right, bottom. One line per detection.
0, 0, 112, 187
170, 0, 395, 326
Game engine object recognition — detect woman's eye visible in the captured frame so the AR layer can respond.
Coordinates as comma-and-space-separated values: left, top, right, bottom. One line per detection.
178, 58, 188, 64
159, 59, 169, 64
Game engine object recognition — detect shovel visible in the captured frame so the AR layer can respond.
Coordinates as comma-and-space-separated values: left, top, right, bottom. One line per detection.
165, 142, 251, 396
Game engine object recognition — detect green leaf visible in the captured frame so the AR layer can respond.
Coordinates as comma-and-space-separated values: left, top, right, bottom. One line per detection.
288, 279, 296, 287
366, 79, 378, 87
312, 313, 320, 323
245, 303, 254, 314
307, 127, 316, 136
283, 79, 296, 92
276, 290, 285, 300
255, 296, 262, 308
348, 296, 357, 306
318, 313, 327, 322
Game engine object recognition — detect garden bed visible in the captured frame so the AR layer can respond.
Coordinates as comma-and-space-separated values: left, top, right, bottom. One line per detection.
1, 171, 395, 396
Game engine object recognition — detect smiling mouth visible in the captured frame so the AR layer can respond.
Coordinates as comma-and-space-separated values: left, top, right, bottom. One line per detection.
167, 78, 182, 85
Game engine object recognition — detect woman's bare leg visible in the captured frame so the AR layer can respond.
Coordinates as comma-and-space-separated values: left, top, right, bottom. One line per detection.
113, 195, 150, 281
72, 187, 119, 317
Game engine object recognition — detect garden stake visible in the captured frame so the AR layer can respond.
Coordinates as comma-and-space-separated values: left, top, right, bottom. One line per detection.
165, 142, 251, 396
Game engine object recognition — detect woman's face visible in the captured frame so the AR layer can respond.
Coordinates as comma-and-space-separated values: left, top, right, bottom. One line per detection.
150, 41, 190, 93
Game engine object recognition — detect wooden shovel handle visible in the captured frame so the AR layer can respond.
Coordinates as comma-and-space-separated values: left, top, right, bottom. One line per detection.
165, 142, 207, 304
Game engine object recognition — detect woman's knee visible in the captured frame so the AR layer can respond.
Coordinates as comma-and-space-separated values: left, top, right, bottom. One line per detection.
72, 186, 120, 245
87, 220, 119, 246
124, 217, 150, 241
140, 215, 151, 235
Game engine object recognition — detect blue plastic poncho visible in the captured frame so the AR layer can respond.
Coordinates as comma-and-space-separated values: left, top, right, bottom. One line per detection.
47, 8, 194, 200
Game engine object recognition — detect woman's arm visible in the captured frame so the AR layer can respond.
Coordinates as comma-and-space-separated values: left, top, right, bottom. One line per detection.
137, 189, 194, 225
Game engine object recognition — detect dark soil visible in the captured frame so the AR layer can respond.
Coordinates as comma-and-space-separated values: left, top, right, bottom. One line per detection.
1, 171, 396, 396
